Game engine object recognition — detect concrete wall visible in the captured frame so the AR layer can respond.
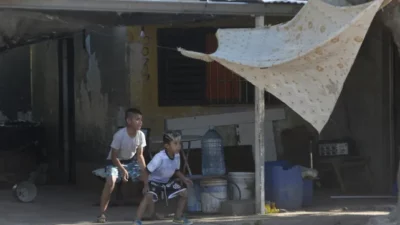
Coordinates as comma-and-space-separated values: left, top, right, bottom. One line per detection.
67, 17, 291, 190
30, 17, 393, 192
321, 19, 392, 193
31, 41, 60, 182
274, 19, 393, 193
74, 27, 131, 162
30, 28, 133, 187
135, 17, 289, 138
0, 46, 31, 121
135, 17, 392, 192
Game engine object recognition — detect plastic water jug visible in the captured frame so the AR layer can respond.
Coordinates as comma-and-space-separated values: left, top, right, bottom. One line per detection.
201, 128, 226, 176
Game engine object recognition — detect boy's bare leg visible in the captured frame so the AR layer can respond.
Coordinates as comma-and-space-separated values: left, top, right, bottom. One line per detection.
99, 176, 116, 215
146, 201, 164, 220
175, 190, 188, 218
147, 199, 155, 216
136, 193, 153, 221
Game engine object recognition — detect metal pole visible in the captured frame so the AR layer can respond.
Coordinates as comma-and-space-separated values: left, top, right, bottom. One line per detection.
388, 36, 395, 193
255, 15, 265, 215
62, 40, 70, 182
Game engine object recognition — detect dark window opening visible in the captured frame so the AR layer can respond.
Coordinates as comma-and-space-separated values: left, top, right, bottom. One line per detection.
157, 28, 282, 106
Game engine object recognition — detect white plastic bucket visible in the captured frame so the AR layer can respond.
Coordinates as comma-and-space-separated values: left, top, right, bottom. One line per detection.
187, 181, 202, 212
228, 172, 255, 200
200, 179, 227, 213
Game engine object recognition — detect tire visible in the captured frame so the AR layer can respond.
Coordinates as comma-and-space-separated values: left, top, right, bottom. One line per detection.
12, 181, 37, 203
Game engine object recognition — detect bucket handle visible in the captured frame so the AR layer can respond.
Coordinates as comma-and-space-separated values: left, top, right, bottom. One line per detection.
201, 178, 242, 201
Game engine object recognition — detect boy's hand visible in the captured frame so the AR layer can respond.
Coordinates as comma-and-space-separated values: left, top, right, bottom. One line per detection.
183, 178, 193, 187
143, 183, 150, 194
122, 169, 129, 182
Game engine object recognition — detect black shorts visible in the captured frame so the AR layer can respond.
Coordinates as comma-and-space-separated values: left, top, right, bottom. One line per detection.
147, 180, 186, 202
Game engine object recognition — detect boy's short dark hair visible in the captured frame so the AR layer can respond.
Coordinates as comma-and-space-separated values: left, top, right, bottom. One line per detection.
163, 130, 181, 145
125, 108, 142, 120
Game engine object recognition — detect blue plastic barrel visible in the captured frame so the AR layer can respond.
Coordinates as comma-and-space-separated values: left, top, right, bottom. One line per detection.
302, 179, 313, 207
265, 160, 290, 201
271, 165, 303, 210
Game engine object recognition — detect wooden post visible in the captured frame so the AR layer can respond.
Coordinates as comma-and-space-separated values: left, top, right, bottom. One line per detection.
255, 15, 265, 215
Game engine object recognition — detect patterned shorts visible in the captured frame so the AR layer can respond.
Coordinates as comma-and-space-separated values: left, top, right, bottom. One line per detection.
92, 160, 141, 183
147, 180, 186, 202
106, 161, 141, 182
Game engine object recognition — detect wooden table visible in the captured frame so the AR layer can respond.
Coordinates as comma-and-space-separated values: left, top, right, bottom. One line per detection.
151, 135, 202, 176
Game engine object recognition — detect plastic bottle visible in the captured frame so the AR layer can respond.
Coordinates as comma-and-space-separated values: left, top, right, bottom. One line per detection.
201, 127, 226, 176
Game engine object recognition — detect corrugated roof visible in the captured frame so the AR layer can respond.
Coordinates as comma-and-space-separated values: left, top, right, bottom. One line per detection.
0, 0, 307, 13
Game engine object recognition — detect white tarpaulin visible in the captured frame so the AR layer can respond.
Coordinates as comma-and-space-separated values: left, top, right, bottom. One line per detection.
178, 0, 386, 133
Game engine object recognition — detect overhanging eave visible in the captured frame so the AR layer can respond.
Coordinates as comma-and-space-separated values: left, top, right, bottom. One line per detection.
0, 0, 304, 16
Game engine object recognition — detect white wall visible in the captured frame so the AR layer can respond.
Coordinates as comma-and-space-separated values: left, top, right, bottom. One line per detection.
165, 108, 285, 161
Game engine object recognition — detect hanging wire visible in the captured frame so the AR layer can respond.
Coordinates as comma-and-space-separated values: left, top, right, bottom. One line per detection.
2, 27, 187, 54
80, 29, 186, 52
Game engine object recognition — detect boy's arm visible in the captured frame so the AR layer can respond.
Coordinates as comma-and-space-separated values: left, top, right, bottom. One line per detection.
111, 148, 125, 171
173, 154, 192, 186
173, 155, 187, 180
136, 131, 147, 170
174, 169, 192, 186
136, 146, 146, 170
110, 132, 125, 171
174, 170, 186, 180
141, 167, 150, 184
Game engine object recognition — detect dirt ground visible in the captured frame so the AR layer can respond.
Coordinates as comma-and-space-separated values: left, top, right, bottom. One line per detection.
0, 185, 396, 225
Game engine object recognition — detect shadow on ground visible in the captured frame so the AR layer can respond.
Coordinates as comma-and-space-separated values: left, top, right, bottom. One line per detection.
0, 186, 394, 225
